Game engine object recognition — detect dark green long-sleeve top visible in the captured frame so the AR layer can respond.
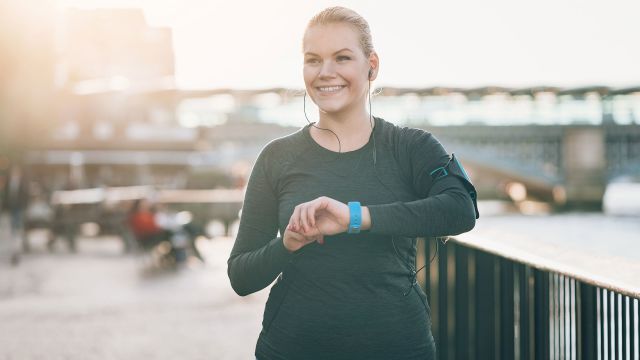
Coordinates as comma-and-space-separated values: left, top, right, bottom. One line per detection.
228, 117, 477, 360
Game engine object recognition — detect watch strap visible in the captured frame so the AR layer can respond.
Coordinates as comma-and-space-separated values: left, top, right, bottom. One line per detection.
347, 201, 361, 234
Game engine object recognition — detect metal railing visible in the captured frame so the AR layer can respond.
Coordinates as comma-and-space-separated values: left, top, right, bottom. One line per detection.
420, 238, 640, 360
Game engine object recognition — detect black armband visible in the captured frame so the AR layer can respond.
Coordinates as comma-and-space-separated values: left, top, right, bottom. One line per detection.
429, 153, 480, 219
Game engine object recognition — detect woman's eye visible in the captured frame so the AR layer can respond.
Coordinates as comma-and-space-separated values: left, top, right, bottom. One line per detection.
305, 58, 320, 64
337, 56, 351, 61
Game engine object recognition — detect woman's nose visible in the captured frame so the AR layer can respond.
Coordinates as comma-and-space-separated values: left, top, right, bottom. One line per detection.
318, 61, 336, 78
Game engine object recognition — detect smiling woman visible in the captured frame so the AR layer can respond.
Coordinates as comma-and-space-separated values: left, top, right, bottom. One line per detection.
227, 6, 479, 360
303, 22, 378, 129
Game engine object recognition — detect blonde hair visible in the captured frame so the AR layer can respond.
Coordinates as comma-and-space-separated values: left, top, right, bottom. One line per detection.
304, 6, 374, 57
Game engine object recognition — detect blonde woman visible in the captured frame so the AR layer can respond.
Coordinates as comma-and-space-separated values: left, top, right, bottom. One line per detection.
228, 6, 478, 359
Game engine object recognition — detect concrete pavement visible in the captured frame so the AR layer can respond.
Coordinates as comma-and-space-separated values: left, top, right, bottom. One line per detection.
0, 231, 268, 360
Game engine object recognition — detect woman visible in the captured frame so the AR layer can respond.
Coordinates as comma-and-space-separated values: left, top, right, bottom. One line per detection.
228, 7, 478, 359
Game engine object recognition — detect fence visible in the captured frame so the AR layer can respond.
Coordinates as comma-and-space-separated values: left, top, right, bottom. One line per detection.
420, 234, 640, 360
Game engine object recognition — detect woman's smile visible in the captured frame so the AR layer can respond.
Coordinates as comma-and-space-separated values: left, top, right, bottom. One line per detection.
316, 85, 347, 93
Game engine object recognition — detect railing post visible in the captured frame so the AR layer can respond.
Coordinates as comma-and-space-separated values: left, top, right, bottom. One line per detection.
622, 295, 628, 360
631, 298, 637, 359
519, 264, 534, 360
476, 251, 497, 359
578, 282, 597, 360
614, 292, 619, 359
610, 291, 615, 360
438, 241, 449, 360
500, 258, 514, 359
534, 270, 550, 360
600, 289, 606, 360
454, 245, 470, 359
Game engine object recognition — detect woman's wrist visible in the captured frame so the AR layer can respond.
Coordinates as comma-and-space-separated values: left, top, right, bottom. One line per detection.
361, 206, 371, 231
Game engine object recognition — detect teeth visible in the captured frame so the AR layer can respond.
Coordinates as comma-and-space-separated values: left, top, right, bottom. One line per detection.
318, 86, 345, 92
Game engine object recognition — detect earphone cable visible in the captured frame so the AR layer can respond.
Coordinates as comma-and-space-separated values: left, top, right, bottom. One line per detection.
303, 91, 341, 162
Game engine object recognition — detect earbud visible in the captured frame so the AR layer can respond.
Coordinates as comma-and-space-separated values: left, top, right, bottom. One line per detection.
368, 68, 373, 80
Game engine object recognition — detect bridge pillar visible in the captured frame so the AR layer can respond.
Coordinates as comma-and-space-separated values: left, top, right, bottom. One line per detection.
562, 127, 606, 208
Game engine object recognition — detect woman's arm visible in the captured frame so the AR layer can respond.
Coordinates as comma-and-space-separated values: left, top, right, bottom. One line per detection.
288, 128, 477, 239
365, 175, 476, 237
227, 147, 293, 297
289, 176, 475, 239
366, 127, 476, 237
368, 128, 476, 237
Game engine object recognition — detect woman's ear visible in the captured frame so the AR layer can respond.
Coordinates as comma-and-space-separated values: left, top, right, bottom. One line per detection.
368, 52, 379, 81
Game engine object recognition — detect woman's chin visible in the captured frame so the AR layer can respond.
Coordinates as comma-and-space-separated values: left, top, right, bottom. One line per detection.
316, 102, 348, 115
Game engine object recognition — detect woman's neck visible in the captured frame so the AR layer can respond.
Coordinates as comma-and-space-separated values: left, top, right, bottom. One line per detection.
312, 107, 374, 152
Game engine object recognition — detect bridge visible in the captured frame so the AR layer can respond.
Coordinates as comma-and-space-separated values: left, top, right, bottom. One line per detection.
429, 123, 640, 208
11, 85, 640, 209
22, 119, 640, 209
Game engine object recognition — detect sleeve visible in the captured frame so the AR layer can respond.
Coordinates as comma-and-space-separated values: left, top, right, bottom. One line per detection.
227, 145, 293, 296
366, 128, 477, 237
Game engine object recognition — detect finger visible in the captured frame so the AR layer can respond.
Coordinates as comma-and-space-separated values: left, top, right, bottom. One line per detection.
288, 229, 302, 242
300, 205, 310, 234
308, 201, 317, 229
287, 229, 307, 244
290, 205, 302, 232
317, 235, 324, 245
299, 232, 317, 247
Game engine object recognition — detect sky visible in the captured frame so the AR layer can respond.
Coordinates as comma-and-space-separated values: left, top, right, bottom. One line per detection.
62, 0, 640, 89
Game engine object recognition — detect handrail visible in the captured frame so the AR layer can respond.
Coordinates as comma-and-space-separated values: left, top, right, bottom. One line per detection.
451, 214, 640, 298
50, 186, 244, 205
424, 214, 640, 359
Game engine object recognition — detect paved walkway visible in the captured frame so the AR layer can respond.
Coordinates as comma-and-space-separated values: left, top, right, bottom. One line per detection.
0, 230, 268, 360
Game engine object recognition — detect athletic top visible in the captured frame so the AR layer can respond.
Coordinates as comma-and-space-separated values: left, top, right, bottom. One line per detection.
228, 116, 477, 359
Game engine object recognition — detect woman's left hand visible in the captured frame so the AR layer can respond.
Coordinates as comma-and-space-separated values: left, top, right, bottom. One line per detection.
287, 196, 350, 241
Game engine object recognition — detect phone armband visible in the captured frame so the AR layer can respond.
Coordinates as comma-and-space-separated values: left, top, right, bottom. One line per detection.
429, 153, 479, 219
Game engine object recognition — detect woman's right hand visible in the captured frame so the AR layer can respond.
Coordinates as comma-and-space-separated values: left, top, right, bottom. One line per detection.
283, 226, 323, 253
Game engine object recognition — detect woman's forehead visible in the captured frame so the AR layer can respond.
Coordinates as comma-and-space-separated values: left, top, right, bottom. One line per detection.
303, 23, 361, 55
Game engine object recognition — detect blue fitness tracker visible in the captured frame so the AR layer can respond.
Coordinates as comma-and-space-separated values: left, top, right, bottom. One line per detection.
347, 201, 361, 234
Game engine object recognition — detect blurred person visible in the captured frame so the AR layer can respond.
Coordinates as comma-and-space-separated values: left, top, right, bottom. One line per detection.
24, 183, 54, 251
3, 164, 29, 264
128, 199, 204, 262
128, 198, 168, 251
154, 202, 205, 262
227, 7, 478, 360
48, 203, 78, 253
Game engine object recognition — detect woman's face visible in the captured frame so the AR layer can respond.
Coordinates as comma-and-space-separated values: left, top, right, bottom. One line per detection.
303, 23, 377, 117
